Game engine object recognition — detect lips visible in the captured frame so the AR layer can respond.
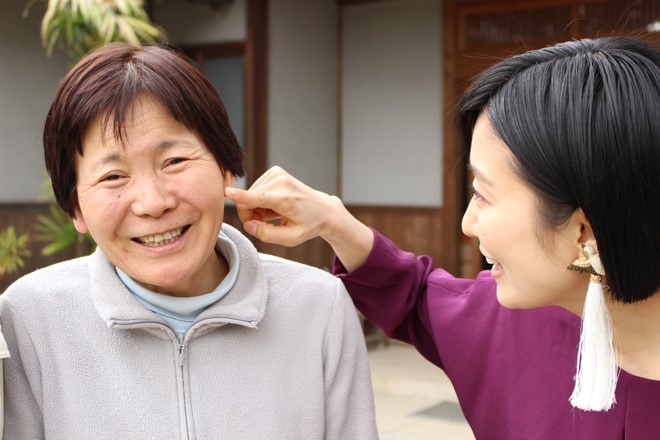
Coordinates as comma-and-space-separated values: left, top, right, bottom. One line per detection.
134, 225, 190, 246
484, 256, 502, 271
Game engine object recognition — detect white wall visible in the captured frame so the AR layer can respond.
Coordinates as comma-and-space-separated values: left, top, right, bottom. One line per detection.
268, 0, 338, 194
153, 0, 246, 43
1, 0, 441, 207
156, 0, 339, 194
0, 0, 69, 203
342, 0, 442, 206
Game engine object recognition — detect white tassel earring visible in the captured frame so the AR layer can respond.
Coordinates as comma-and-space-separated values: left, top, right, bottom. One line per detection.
567, 245, 619, 411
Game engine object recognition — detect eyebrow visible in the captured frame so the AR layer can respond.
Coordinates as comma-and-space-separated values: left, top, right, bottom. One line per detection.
467, 163, 495, 187
92, 139, 182, 167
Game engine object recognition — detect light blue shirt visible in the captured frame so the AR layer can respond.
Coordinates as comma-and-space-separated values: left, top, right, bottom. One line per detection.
116, 231, 240, 337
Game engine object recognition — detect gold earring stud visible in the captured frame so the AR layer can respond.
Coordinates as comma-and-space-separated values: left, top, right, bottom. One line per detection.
568, 245, 594, 273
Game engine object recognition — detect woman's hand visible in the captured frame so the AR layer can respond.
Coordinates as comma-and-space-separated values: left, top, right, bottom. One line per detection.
225, 166, 374, 271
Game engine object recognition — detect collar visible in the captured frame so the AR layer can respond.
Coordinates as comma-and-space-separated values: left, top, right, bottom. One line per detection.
89, 224, 268, 334
115, 231, 241, 335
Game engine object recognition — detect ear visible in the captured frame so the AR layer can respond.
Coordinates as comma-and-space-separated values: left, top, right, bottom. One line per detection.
573, 208, 598, 252
71, 209, 90, 234
224, 172, 235, 188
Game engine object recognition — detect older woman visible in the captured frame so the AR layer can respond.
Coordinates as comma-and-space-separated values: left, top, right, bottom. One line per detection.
0, 44, 377, 439
227, 36, 660, 439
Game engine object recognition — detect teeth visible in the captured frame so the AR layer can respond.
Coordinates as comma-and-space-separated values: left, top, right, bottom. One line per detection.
485, 257, 496, 265
138, 228, 183, 246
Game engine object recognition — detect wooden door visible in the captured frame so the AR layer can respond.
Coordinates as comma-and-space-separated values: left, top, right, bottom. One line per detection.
445, 0, 660, 277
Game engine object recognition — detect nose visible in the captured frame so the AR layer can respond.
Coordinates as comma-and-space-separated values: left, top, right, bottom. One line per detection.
461, 197, 478, 238
130, 174, 177, 217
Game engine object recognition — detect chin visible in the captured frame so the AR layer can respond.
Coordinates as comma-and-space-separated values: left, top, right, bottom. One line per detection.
495, 289, 530, 310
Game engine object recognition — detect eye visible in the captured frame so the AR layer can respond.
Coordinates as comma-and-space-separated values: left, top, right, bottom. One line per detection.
166, 157, 187, 167
101, 174, 122, 182
470, 183, 484, 202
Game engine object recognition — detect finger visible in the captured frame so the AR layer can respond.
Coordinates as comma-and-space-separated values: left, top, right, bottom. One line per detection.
225, 187, 249, 204
233, 204, 250, 224
252, 207, 282, 222
243, 220, 306, 247
226, 187, 279, 211
232, 201, 282, 225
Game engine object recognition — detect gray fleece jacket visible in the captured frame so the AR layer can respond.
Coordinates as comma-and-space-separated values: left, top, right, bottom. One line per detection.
0, 224, 378, 439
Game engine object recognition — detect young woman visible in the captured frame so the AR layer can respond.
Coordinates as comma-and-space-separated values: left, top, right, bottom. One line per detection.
226, 36, 660, 439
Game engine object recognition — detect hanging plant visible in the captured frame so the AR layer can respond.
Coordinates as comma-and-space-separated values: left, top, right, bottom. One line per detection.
25, 0, 165, 61
16, 0, 165, 260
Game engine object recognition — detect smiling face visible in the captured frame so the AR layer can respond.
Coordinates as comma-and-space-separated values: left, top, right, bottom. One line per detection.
73, 96, 234, 297
461, 112, 590, 313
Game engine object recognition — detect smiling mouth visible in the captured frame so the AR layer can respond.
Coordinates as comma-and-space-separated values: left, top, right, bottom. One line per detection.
485, 256, 501, 269
133, 225, 190, 246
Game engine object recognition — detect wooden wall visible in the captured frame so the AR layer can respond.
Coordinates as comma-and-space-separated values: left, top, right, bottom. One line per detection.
0, 204, 80, 291
1, 203, 454, 292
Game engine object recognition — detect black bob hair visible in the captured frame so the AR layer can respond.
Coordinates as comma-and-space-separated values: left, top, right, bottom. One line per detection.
458, 36, 660, 304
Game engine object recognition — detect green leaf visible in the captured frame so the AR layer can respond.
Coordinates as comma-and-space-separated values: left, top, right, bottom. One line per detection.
38, 0, 165, 63
0, 225, 32, 277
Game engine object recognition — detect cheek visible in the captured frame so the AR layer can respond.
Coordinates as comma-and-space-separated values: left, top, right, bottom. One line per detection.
76, 188, 127, 229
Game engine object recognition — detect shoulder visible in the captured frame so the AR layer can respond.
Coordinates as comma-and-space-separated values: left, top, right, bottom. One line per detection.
1, 255, 92, 309
260, 253, 336, 286
258, 253, 344, 303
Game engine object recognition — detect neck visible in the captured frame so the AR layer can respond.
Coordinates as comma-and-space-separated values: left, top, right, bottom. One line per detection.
608, 290, 660, 379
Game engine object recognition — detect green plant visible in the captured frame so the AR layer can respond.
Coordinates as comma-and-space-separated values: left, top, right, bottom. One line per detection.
0, 226, 32, 277
16, 0, 165, 260
33, 204, 95, 256
32, 174, 95, 257
25, 0, 165, 61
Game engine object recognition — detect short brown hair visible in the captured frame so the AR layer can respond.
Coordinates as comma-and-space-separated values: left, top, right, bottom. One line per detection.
43, 43, 245, 217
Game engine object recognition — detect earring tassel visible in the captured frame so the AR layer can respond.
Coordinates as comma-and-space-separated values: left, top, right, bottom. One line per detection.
569, 272, 619, 411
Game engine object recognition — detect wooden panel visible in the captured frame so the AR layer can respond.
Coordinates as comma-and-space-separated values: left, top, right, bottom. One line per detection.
245, 0, 269, 187
441, 0, 464, 278
449, 0, 660, 278
1, 203, 459, 294
0, 204, 334, 292
579, 1, 660, 35
459, 3, 572, 51
223, 208, 337, 271
347, 205, 450, 272
232, 205, 462, 277
0, 204, 80, 292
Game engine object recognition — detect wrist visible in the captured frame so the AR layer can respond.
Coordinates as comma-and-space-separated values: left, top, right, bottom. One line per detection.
320, 195, 374, 271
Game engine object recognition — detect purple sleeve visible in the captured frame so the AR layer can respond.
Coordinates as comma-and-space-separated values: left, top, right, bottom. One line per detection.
333, 228, 480, 369
333, 230, 656, 438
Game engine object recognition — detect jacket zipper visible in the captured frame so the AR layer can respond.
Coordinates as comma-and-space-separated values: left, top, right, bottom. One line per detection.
109, 318, 256, 439
178, 333, 186, 367
177, 332, 190, 440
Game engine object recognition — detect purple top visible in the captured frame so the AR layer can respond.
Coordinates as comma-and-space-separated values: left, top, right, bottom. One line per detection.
334, 230, 660, 439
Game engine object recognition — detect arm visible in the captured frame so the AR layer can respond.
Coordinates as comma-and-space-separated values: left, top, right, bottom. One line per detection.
0, 326, 8, 440
225, 166, 374, 272
0, 299, 45, 439
227, 167, 444, 367
322, 278, 378, 440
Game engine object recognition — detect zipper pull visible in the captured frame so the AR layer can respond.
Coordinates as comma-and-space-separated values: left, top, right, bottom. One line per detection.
177, 334, 186, 367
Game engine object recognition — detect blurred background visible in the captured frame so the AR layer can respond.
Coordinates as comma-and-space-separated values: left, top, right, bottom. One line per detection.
2, 0, 659, 288
1, 1, 658, 438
